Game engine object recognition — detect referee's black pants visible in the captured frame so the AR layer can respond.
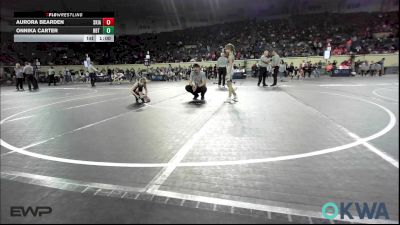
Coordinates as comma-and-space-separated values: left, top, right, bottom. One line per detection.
48, 75, 56, 86
89, 73, 96, 87
258, 67, 268, 86
26, 74, 35, 90
218, 67, 226, 86
271, 66, 279, 86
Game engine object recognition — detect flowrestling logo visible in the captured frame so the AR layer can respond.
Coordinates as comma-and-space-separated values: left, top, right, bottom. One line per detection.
322, 202, 389, 220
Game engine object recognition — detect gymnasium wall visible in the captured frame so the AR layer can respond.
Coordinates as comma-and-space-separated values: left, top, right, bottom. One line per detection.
4, 53, 397, 75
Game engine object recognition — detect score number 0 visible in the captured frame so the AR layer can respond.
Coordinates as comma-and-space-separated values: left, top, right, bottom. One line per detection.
102, 18, 114, 26
93, 18, 114, 26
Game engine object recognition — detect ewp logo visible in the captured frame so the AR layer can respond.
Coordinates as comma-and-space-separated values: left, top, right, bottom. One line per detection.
322, 202, 389, 220
10, 206, 52, 217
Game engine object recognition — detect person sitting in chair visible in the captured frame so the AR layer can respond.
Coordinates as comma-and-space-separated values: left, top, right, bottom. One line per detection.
112, 71, 125, 84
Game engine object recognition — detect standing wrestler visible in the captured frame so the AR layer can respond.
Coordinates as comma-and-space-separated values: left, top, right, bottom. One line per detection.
224, 43, 238, 102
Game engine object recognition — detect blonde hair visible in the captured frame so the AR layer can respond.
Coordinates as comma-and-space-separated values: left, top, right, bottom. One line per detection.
139, 77, 147, 84
225, 43, 235, 56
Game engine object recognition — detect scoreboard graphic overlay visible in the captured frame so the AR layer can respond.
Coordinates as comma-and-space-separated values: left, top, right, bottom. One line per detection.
14, 12, 115, 42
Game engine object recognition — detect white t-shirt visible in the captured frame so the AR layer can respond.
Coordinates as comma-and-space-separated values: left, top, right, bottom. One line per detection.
48, 68, 55, 75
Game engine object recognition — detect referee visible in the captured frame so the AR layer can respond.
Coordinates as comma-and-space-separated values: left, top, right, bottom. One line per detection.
258, 50, 270, 86
23, 62, 37, 91
217, 52, 228, 87
270, 50, 281, 86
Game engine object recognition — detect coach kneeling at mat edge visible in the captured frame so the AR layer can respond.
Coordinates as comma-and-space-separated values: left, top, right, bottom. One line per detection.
185, 63, 207, 101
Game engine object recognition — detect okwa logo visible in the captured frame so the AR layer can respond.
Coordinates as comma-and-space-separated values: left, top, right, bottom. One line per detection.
322, 202, 389, 220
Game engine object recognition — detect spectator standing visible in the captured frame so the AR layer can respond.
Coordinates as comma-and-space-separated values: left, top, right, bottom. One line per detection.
48, 66, 56, 86
278, 60, 286, 82
88, 63, 99, 87
14, 63, 24, 91
379, 58, 385, 75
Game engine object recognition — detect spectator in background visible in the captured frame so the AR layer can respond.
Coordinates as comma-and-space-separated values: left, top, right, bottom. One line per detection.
360, 61, 369, 76
287, 62, 294, 78
213, 64, 217, 79
332, 60, 337, 70
207, 64, 213, 79
306, 61, 314, 78
369, 61, 376, 76
278, 60, 286, 82
311, 63, 320, 78
293, 66, 300, 79
129, 68, 137, 83
57, 71, 64, 84
375, 62, 382, 76
85, 53, 91, 65
355, 59, 361, 74
301, 60, 306, 75
34, 59, 41, 80
14, 63, 24, 91
324, 62, 331, 75
48, 66, 56, 86
71, 70, 76, 83
107, 67, 113, 84
64, 68, 71, 83
2, 12, 398, 66
85, 71, 90, 83
379, 58, 385, 75
88, 62, 99, 87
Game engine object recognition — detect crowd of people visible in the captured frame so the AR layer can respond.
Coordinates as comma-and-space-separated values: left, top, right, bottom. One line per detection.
2, 10, 397, 89
1, 12, 398, 66
250, 57, 386, 80
2, 54, 388, 91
